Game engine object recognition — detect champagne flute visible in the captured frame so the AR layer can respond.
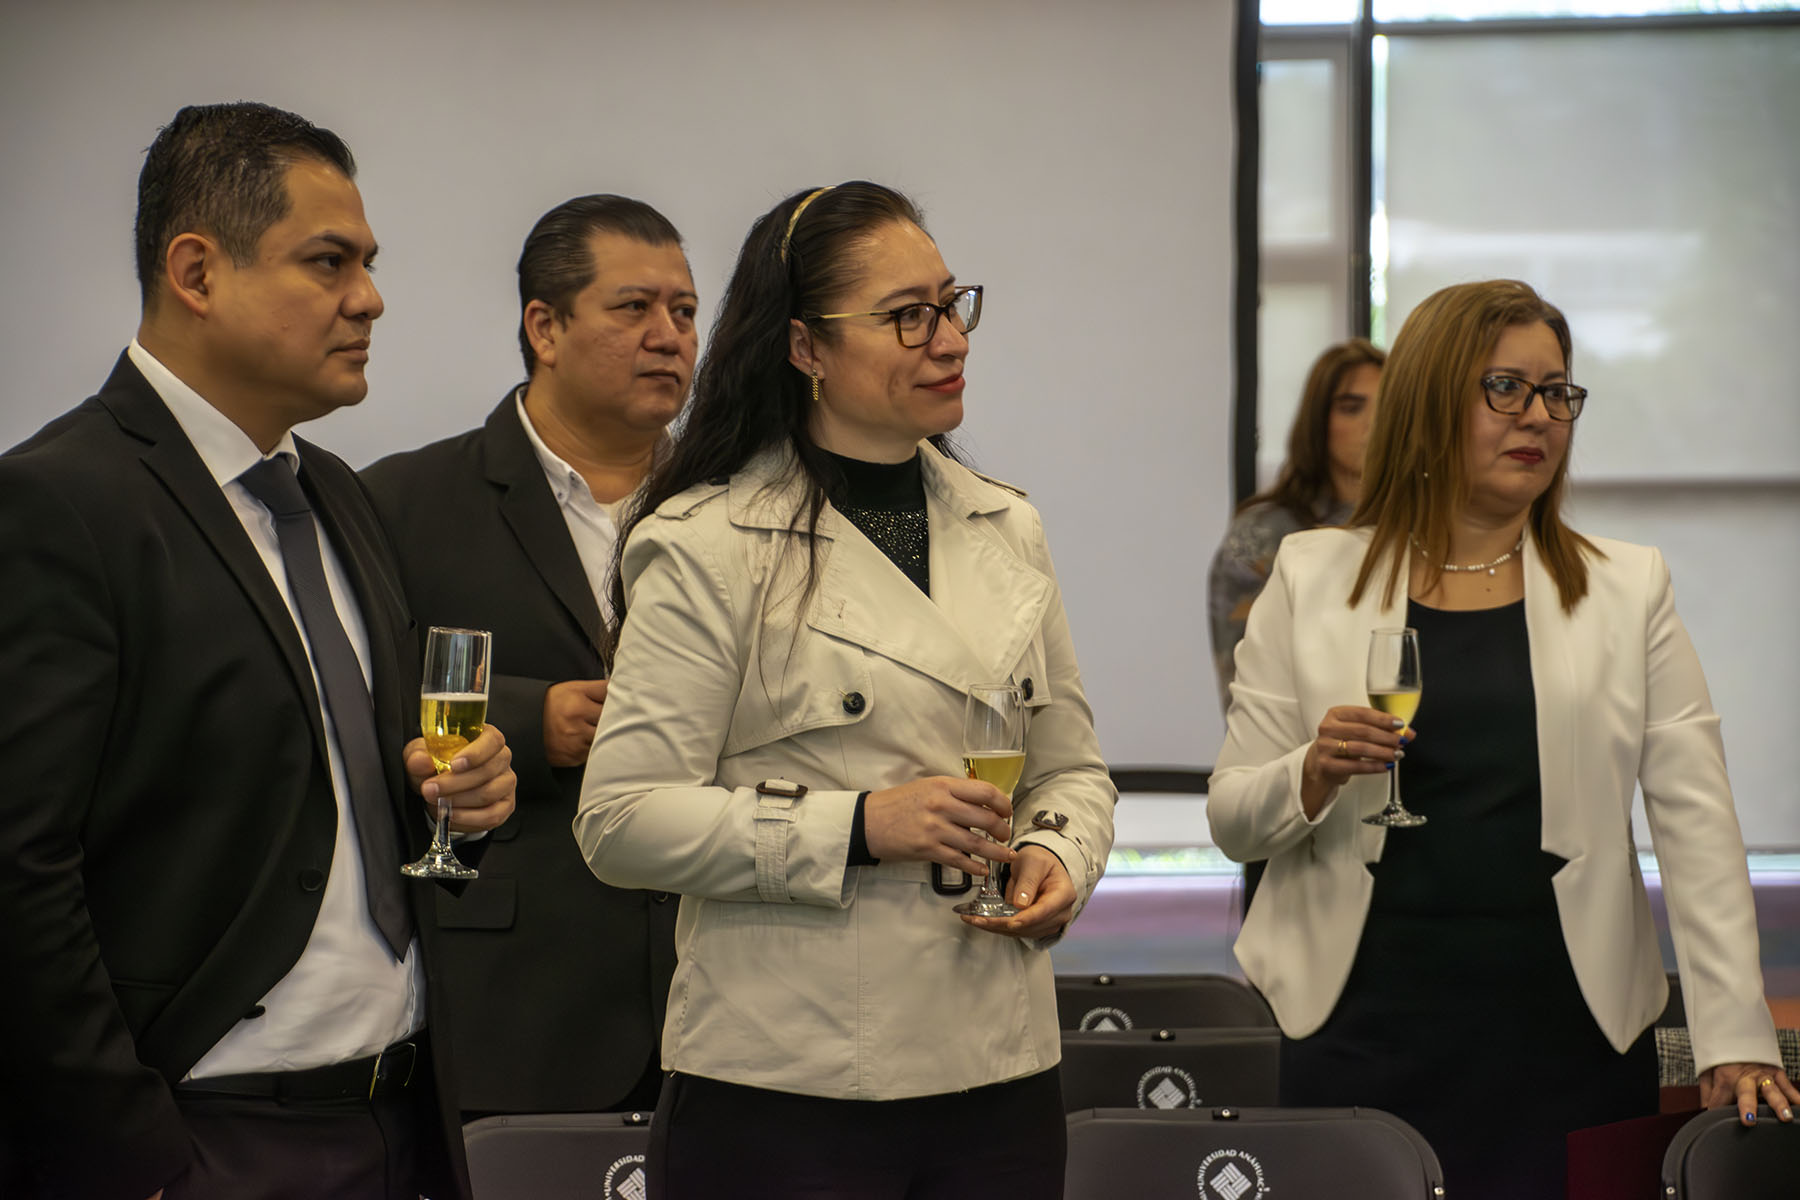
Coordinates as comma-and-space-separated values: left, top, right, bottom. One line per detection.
954, 683, 1026, 918
1363, 627, 1426, 828
402, 626, 490, 879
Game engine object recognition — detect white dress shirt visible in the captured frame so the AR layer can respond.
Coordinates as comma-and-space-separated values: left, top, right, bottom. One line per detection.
515, 390, 627, 626
126, 341, 423, 1077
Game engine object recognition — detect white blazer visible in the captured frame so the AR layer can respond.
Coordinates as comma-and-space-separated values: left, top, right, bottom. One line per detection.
575, 445, 1116, 1100
1209, 526, 1777, 1076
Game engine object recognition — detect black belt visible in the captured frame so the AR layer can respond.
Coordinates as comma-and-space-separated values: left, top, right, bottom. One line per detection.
178, 1036, 421, 1102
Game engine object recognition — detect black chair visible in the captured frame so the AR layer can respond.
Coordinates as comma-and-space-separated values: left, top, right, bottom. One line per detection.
1059, 1028, 1280, 1112
1054, 973, 1275, 1032
1661, 1105, 1800, 1199
463, 1111, 652, 1200
1065, 1106, 1445, 1199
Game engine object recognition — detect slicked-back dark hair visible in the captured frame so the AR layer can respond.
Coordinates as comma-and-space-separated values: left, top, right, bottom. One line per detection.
135, 102, 356, 308
517, 194, 686, 373
606, 181, 960, 658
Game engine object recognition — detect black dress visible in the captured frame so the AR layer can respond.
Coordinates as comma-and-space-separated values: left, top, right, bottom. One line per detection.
1278, 599, 1657, 1200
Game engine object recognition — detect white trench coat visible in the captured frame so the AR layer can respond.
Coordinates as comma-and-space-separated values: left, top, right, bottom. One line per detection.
575, 445, 1117, 1100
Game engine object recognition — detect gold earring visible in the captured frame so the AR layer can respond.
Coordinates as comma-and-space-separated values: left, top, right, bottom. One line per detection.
811, 370, 822, 407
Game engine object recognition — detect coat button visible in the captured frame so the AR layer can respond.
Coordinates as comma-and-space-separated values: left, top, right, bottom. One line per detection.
1021, 678, 1035, 701
651, 892, 671, 904
297, 868, 325, 892
842, 691, 866, 715
244, 1004, 267, 1020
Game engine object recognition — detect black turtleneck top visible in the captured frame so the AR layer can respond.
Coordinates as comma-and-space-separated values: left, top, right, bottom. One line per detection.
825, 448, 929, 594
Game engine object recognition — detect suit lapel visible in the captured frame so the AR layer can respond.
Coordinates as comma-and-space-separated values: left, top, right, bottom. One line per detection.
481, 398, 606, 664
103, 361, 329, 761
1523, 534, 1583, 860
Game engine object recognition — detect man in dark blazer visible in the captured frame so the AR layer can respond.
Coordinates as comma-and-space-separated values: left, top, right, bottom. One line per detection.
362, 196, 692, 1115
0, 103, 516, 1200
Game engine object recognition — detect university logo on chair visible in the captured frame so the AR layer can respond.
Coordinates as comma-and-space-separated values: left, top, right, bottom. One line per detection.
602, 1153, 647, 1200
1196, 1147, 1269, 1199
1065, 1108, 1444, 1200
1137, 1065, 1201, 1109
1080, 1005, 1133, 1031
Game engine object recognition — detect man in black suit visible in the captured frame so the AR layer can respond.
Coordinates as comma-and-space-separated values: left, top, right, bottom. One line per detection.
362, 196, 694, 1116
0, 103, 516, 1200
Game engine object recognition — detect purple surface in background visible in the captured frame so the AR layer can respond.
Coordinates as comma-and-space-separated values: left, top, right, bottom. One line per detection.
1052, 872, 1800, 1004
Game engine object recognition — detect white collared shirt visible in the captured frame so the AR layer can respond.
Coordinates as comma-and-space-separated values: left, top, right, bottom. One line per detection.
515, 389, 629, 626
126, 341, 423, 1077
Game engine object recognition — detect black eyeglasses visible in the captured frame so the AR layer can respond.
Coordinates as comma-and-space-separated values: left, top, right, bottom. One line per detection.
1480, 374, 1587, 421
812, 285, 982, 348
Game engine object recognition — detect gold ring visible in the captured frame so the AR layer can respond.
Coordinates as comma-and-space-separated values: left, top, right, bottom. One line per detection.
1336, 740, 1349, 757
1761, 1077, 1775, 1089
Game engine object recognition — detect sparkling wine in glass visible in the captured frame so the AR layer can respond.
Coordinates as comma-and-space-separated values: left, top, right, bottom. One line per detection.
402, 626, 490, 879
954, 683, 1025, 918
1363, 627, 1426, 828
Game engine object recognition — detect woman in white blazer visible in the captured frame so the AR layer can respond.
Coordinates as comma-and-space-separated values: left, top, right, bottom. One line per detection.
575, 182, 1114, 1199
1209, 279, 1794, 1199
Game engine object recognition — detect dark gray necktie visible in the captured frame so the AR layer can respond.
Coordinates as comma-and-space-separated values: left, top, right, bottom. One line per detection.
238, 456, 413, 959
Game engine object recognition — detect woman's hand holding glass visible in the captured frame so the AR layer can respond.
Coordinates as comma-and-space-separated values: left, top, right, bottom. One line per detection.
1300, 706, 1412, 819
863, 776, 1018, 878
959, 845, 1075, 940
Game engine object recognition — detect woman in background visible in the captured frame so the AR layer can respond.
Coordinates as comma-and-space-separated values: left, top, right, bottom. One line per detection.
1208, 279, 1793, 1199
1208, 338, 1384, 710
575, 182, 1114, 1199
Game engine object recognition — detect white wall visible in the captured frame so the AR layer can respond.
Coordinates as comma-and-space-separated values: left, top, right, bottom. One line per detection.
0, 0, 1241, 769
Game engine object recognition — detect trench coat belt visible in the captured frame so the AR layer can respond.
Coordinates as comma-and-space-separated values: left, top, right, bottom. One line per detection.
861, 861, 936, 884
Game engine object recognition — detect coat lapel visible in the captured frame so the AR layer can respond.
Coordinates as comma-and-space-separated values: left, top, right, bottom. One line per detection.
103, 359, 329, 762
481, 397, 606, 663
1523, 534, 1583, 861
730, 447, 1052, 694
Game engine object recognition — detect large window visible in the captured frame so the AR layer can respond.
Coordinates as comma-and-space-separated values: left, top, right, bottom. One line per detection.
1257, 3, 1800, 846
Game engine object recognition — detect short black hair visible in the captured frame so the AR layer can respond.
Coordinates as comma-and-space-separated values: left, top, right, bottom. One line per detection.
135, 102, 356, 308
517, 194, 686, 374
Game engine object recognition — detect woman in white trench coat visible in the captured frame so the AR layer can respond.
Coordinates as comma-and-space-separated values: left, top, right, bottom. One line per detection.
574, 182, 1115, 1199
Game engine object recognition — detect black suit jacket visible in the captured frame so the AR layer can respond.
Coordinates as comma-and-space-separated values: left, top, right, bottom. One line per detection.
0, 354, 473, 1199
362, 394, 676, 1113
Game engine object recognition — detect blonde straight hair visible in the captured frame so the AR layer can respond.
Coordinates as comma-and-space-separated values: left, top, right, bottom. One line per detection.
1347, 279, 1601, 613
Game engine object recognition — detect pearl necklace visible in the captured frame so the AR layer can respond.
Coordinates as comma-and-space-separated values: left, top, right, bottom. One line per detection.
1411, 533, 1524, 576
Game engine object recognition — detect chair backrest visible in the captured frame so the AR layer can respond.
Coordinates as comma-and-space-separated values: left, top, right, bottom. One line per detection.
463, 1111, 652, 1200
1066, 1106, 1444, 1200
1055, 973, 1276, 1032
1059, 1028, 1280, 1112
1660, 1105, 1800, 1199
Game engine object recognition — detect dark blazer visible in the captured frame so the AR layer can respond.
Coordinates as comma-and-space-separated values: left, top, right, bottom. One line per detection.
0, 354, 473, 1200
362, 394, 676, 1113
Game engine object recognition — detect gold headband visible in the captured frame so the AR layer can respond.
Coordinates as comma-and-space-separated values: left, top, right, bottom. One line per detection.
780, 186, 834, 263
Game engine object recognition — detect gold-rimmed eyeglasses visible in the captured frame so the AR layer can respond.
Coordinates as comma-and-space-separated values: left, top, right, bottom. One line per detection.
811, 285, 982, 348
1481, 374, 1587, 421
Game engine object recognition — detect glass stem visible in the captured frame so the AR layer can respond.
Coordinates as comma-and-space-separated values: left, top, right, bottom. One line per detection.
431, 771, 453, 850
978, 830, 1005, 900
